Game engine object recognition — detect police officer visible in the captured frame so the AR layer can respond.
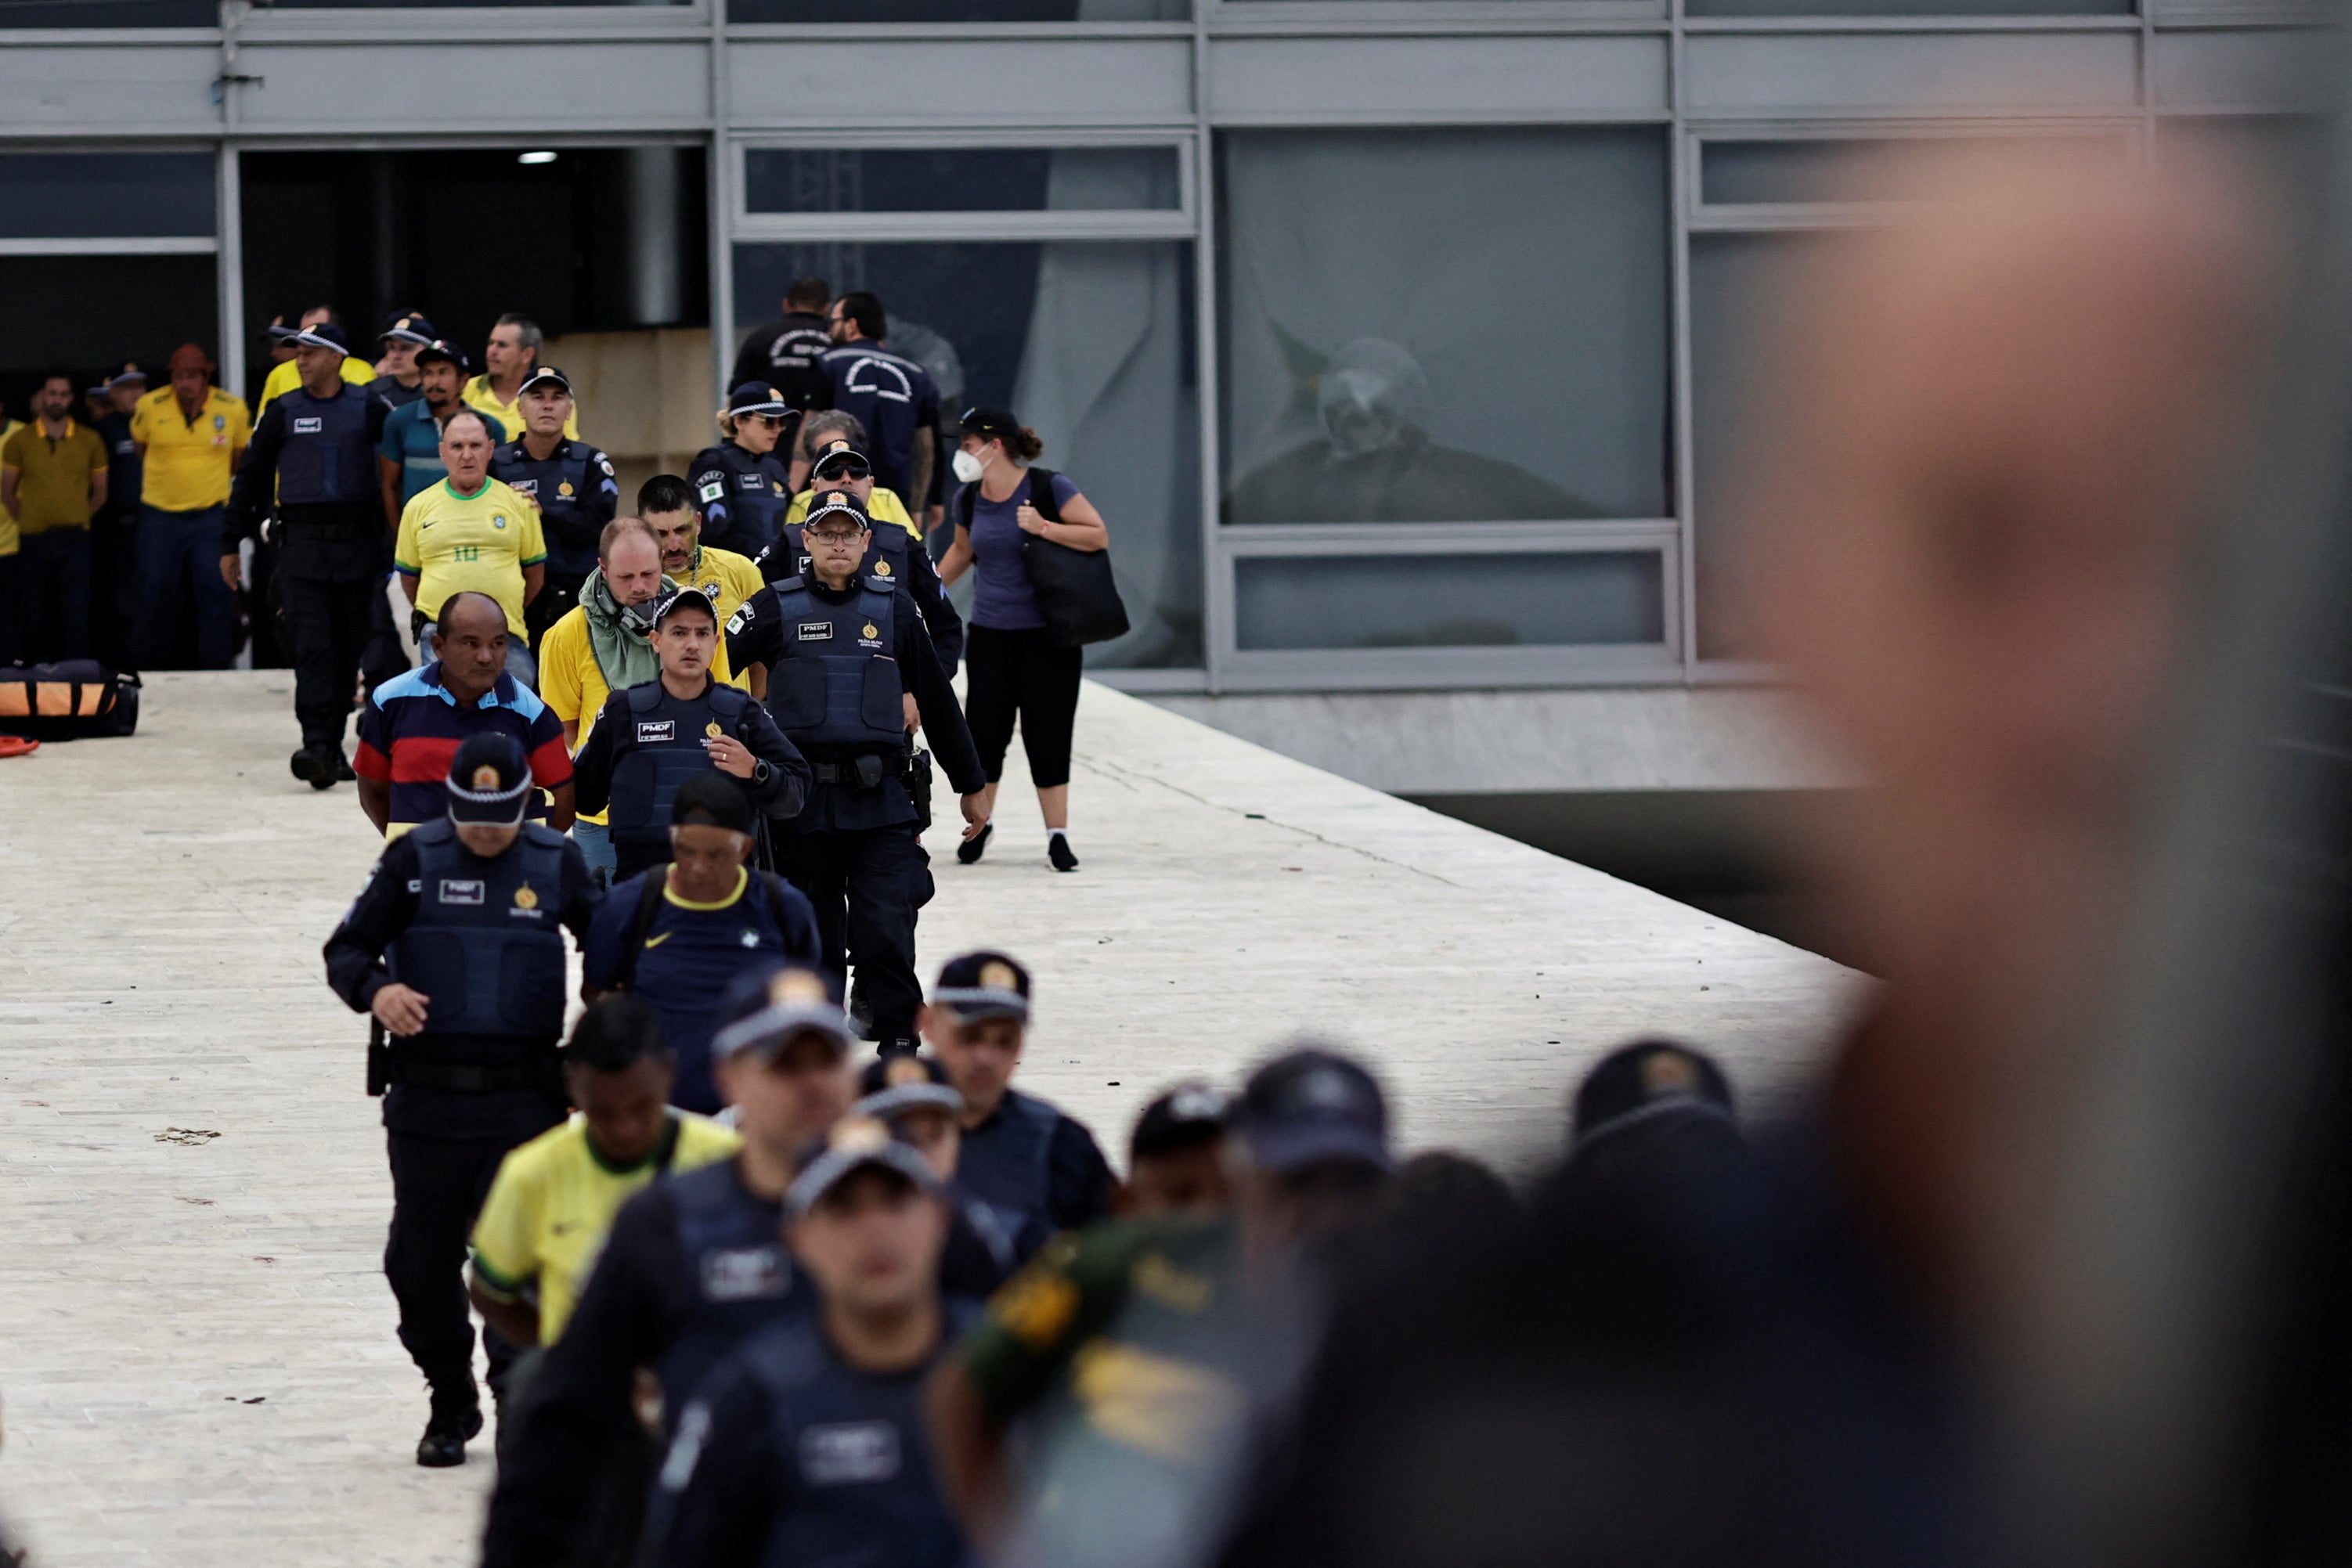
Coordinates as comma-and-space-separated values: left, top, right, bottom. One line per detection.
640, 1117, 976, 1568
222, 322, 391, 788
490, 364, 618, 647
918, 950, 1113, 1267
571, 585, 810, 883
481, 963, 857, 1568
323, 732, 601, 1468
724, 490, 990, 1053
690, 382, 799, 560
761, 437, 963, 678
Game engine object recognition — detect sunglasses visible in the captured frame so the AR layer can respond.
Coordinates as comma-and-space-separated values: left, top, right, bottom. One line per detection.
818, 460, 871, 481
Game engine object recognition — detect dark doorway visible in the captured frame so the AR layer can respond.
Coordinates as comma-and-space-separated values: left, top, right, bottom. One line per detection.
238, 146, 707, 406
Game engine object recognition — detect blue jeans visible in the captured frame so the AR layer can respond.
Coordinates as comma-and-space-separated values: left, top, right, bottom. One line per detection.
19, 528, 92, 662
570, 819, 617, 884
136, 504, 233, 669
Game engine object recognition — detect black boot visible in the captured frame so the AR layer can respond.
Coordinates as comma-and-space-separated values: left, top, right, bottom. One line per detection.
417, 1382, 483, 1468
289, 746, 337, 790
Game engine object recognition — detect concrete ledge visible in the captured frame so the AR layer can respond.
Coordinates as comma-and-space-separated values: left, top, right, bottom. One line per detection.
0, 672, 1856, 1565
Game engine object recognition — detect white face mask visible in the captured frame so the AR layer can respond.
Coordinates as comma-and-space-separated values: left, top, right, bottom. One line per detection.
951, 447, 989, 485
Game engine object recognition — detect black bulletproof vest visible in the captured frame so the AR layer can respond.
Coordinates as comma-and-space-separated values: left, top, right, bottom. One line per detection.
388, 819, 568, 1042
762, 576, 904, 752
277, 384, 378, 506
606, 679, 760, 848
952, 1088, 1060, 1270
492, 438, 602, 579
694, 443, 792, 558
655, 1162, 803, 1429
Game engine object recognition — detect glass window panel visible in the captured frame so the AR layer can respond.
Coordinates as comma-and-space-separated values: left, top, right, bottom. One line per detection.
1689, 230, 1842, 661
734, 239, 1199, 669
1701, 135, 2126, 207
732, 0, 1183, 19
1217, 127, 1670, 526
1234, 553, 1665, 652
0, 0, 209, 23
746, 148, 1180, 214
1688, 0, 2126, 16
0, 154, 214, 240
0, 254, 217, 380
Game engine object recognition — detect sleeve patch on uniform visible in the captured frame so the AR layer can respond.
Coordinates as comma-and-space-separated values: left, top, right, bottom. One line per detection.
698, 478, 727, 503
727, 603, 754, 635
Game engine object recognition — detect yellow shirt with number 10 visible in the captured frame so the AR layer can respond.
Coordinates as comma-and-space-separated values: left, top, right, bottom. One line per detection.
394, 476, 547, 643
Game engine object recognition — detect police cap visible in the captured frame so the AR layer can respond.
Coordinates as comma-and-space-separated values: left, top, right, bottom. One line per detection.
381, 312, 438, 348
712, 963, 853, 1065
810, 439, 871, 480
1129, 1081, 1233, 1164
803, 489, 871, 533
445, 733, 532, 826
932, 950, 1030, 1022
785, 1116, 945, 1217
727, 381, 791, 418
650, 583, 718, 630
1567, 1039, 1734, 1148
286, 323, 353, 357
853, 1053, 962, 1123
1231, 1046, 1391, 1174
518, 365, 572, 398
413, 339, 468, 372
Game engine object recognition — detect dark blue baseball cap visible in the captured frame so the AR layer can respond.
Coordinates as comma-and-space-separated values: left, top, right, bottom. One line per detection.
1568, 1039, 1734, 1147
444, 733, 532, 826
712, 962, 853, 1063
286, 322, 353, 357
1231, 1047, 1391, 1173
381, 312, 438, 347
931, 950, 1029, 1022
786, 1115, 946, 1216
727, 381, 791, 417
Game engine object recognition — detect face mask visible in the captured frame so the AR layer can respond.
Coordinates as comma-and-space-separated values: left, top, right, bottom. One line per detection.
951, 448, 988, 485
618, 600, 660, 636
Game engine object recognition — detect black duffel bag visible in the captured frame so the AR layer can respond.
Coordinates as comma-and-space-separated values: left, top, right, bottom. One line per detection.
958, 467, 1131, 648
0, 661, 141, 740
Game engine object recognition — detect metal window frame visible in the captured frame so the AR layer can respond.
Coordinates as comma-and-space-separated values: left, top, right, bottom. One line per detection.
730, 131, 1196, 236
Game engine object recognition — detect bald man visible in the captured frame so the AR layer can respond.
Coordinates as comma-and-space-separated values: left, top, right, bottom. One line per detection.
355, 589, 578, 838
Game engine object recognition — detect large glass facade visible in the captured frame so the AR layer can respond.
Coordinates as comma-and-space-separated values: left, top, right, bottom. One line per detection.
735, 239, 1201, 670
747, 149, 1181, 214
1235, 553, 1665, 652
1215, 128, 1672, 528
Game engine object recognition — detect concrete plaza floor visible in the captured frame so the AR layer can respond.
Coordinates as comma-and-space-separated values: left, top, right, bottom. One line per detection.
0, 670, 1857, 1566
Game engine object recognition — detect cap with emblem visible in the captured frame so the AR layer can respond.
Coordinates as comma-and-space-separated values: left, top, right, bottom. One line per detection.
651, 583, 718, 629
381, 312, 438, 348
1567, 1038, 1734, 1148
107, 364, 149, 391
286, 323, 354, 358
1231, 1046, 1392, 1173
518, 365, 572, 398
672, 770, 754, 834
727, 382, 792, 418
804, 489, 871, 532
785, 1115, 946, 1216
444, 733, 534, 826
712, 962, 854, 1065
811, 439, 871, 479
853, 1052, 962, 1123
1129, 1081, 1235, 1164
414, 339, 469, 372
931, 950, 1030, 1022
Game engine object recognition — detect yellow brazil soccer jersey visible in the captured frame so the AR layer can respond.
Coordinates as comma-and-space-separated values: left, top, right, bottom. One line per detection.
129, 386, 251, 513
464, 373, 577, 443
256, 354, 374, 415
676, 543, 767, 636
784, 484, 922, 542
470, 1111, 739, 1343
395, 476, 547, 643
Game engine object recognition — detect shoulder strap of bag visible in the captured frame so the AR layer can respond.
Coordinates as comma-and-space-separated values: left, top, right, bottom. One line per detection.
1027, 468, 1062, 524
612, 869, 670, 992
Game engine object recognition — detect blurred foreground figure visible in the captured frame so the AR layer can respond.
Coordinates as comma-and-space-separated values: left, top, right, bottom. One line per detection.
930, 1047, 1395, 1568
1217, 140, 2289, 1568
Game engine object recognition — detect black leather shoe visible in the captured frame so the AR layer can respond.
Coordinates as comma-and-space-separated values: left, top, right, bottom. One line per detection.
331, 751, 357, 783
957, 822, 993, 865
1048, 836, 1079, 873
417, 1389, 484, 1468
288, 748, 334, 789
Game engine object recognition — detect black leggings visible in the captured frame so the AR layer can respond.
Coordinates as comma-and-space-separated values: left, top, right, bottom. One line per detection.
964, 624, 1082, 788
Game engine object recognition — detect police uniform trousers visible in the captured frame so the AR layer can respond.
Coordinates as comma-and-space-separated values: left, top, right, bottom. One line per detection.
384, 1105, 563, 1397
770, 823, 936, 1040
277, 528, 381, 752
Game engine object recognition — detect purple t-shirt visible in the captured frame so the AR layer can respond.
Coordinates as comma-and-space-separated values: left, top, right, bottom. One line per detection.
967, 470, 1081, 633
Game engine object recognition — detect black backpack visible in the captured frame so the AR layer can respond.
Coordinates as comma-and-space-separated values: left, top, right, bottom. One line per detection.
0, 661, 140, 740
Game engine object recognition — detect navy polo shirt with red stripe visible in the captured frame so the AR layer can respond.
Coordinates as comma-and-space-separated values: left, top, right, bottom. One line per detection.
353, 661, 572, 834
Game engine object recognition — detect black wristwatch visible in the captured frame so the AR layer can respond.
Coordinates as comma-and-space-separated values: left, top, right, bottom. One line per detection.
752, 759, 772, 786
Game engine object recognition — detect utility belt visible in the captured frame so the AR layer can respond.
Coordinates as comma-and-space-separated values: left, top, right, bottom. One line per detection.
810, 748, 933, 828
367, 1022, 562, 1098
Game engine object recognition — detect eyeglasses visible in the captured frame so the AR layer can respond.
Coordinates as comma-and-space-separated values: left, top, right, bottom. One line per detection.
805, 528, 865, 546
